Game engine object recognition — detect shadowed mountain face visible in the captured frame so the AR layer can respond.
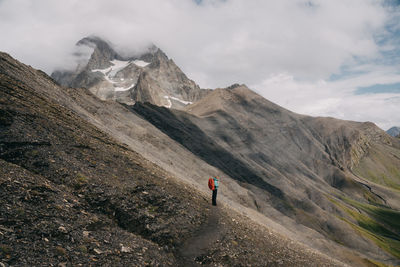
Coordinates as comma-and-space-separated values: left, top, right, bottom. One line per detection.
130, 103, 288, 213
51, 36, 210, 108
2, 43, 400, 266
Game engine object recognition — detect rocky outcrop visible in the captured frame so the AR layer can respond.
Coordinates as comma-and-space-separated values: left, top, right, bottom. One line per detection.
305, 119, 392, 170
77, 36, 121, 70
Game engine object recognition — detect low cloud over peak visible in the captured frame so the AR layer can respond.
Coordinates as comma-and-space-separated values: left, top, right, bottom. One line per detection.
0, 0, 399, 129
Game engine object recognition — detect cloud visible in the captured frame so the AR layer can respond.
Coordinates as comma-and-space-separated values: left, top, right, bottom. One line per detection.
0, 0, 399, 129
253, 71, 400, 130
0, 0, 387, 81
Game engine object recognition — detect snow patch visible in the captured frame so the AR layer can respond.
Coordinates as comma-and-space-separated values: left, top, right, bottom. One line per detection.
170, 96, 193, 105
133, 60, 150, 67
91, 67, 112, 74
91, 60, 136, 92
163, 96, 192, 108
164, 96, 172, 108
91, 60, 131, 78
109, 60, 131, 76
91, 60, 135, 89
90, 59, 146, 93
115, 84, 135, 92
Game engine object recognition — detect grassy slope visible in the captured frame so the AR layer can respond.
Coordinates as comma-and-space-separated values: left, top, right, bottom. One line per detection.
353, 144, 400, 192
329, 192, 400, 261
324, 135, 400, 262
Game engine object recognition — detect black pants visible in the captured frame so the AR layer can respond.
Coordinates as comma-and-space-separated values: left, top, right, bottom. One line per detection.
212, 189, 218, 206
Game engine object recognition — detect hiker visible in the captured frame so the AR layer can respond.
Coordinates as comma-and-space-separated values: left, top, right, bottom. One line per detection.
208, 176, 219, 206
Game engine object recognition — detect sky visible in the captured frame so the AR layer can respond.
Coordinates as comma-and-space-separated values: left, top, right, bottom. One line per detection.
0, 0, 399, 130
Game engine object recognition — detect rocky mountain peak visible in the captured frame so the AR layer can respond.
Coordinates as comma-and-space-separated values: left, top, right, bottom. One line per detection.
77, 35, 112, 47
51, 36, 210, 108
76, 36, 122, 70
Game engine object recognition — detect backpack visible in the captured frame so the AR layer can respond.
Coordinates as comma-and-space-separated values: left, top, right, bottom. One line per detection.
208, 178, 215, 190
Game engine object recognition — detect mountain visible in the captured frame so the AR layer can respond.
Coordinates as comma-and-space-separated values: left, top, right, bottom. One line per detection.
387, 126, 400, 137
2, 36, 400, 266
51, 36, 210, 108
132, 84, 400, 264
0, 52, 343, 266
53, 39, 400, 265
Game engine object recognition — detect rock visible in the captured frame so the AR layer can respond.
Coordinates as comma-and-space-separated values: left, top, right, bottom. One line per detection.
58, 226, 67, 234
0, 226, 13, 233
93, 248, 103, 255
121, 245, 132, 253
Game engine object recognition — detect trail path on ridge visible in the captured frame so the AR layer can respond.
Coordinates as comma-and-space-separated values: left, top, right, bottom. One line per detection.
177, 206, 225, 266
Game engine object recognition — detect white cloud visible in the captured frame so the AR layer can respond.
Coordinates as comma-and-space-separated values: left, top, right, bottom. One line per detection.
253, 71, 400, 130
0, 0, 387, 81
0, 0, 399, 129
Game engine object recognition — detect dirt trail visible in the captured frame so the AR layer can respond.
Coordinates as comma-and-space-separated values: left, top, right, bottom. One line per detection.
177, 206, 225, 266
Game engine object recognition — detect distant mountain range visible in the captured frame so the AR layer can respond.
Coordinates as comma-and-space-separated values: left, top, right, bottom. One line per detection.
387, 126, 400, 137
1, 36, 400, 266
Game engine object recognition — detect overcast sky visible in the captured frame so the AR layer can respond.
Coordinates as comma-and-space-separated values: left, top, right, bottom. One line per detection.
0, 0, 399, 130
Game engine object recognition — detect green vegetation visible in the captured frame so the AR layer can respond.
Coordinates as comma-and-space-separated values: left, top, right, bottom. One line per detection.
363, 258, 392, 267
55, 246, 67, 256
25, 149, 39, 157
15, 207, 25, 216
353, 146, 400, 192
341, 196, 400, 232
147, 205, 159, 213
362, 188, 385, 205
328, 196, 400, 259
73, 173, 89, 189
382, 173, 400, 191
345, 218, 400, 259
0, 244, 12, 255
77, 245, 88, 253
